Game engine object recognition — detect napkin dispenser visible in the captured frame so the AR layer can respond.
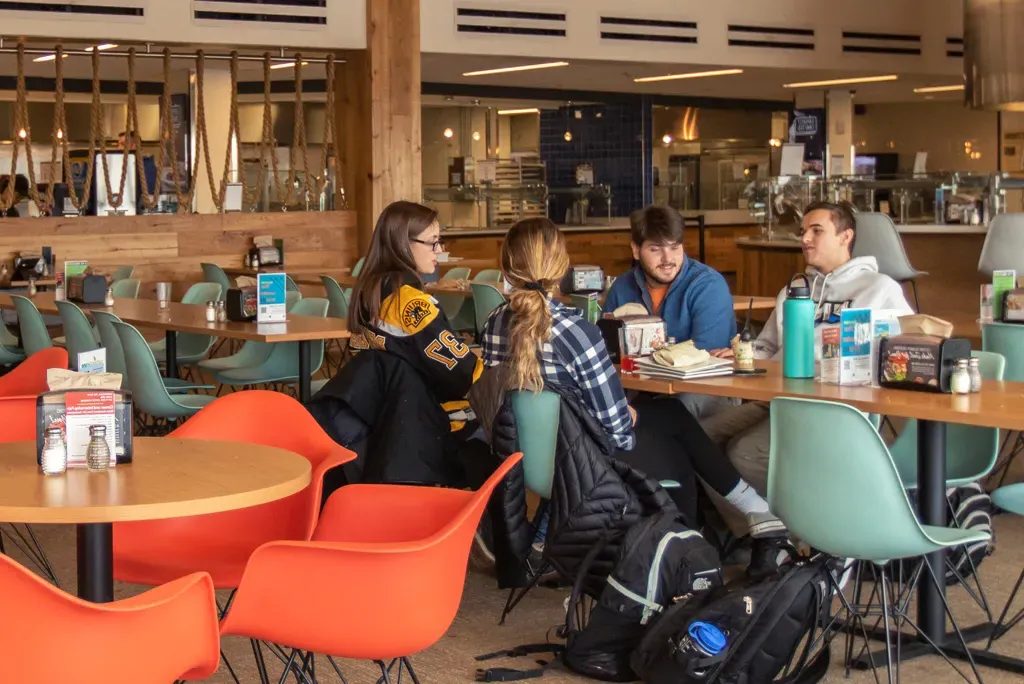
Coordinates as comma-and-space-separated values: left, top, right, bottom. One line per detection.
561, 265, 605, 294
36, 389, 134, 467
1002, 289, 1024, 323
66, 274, 107, 304
597, 315, 666, 363
226, 287, 258, 321
878, 334, 970, 393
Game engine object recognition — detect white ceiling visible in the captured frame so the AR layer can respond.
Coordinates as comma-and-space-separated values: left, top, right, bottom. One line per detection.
0, 40, 967, 106
421, 53, 966, 106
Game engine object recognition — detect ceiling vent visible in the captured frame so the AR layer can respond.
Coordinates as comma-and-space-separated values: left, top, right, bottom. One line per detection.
842, 31, 921, 56
0, 0, 142, 17
947, 36, 964, 58
600, 16, 697, 45
193, 0, 326, 27
727, 25, 814, 51
455, 6, 566, 38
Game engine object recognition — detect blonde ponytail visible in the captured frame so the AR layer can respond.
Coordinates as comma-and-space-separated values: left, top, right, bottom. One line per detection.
500, 218, 569, 392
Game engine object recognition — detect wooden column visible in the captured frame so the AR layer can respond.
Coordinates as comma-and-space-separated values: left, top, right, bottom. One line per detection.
336, 0, 422, 253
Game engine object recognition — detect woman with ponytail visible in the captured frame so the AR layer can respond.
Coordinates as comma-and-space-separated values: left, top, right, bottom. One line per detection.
480, 218, 787, 573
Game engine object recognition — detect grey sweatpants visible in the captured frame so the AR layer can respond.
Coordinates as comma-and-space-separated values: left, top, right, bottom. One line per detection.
697, 402, 772, 537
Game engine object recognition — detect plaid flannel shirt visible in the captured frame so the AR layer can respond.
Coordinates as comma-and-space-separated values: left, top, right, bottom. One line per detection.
481, 296, 635, 450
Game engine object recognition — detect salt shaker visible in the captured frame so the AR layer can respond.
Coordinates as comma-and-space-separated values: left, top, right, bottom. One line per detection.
968, 357, 983, 393
86, 425, 111, 472
950, 358, 972, 395
104, 287, 114, 307
205, 301, 217, 322
216, 300, 227, 323
40, 426, 67, 475
27, 279, 36, 296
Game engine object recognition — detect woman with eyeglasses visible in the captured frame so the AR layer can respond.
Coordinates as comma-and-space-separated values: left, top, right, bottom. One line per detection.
347, 200, 480, 400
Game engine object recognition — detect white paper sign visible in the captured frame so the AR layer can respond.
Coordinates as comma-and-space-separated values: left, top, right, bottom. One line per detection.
476, 160, 497, 183
913, 151, 928, 176
780, 143, 806, 176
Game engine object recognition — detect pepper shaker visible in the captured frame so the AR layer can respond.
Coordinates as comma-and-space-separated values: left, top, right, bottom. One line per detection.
950, 358, 972, 395
968, 357, 983, 393
86, 425, 111, 472
40, 426, 67, 475
104, 287, 115, 307
27, 279, 36, 296
216, 300, 227, 323
205, 301, 217, 322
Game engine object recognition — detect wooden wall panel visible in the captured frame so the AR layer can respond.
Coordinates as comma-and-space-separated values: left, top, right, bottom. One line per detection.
735, 241, 805, 298
0, 211, 358, 297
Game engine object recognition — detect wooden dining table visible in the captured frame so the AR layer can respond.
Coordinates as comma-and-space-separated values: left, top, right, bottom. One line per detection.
621, 359, 1024, 674
0, 293, 350, 403
0, 438, 311, 602
222, 265, 352, 279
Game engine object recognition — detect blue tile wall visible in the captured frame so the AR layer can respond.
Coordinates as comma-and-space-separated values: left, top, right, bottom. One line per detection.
540, 101, 648, 221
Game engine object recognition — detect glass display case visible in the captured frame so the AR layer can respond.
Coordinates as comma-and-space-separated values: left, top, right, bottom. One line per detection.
423, 158, 549, 231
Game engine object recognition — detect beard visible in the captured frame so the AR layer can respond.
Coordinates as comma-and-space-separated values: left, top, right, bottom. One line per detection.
640, 260, 680, 286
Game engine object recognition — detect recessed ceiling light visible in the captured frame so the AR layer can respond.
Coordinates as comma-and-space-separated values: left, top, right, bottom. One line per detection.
634, 68, 743, 83
463, 61, 569, 77
443, 128, 454, 139
497, 108, 540, 116
269, 61, 309, 70
783, 75, 898, 88
913, 84, 965, 94
662, 134, 673, 144
84, 44, 118, 52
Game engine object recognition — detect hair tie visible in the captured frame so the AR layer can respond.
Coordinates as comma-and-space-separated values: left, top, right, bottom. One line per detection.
523, 282, 546, 292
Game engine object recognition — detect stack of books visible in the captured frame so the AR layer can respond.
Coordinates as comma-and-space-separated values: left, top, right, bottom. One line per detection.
632, 355, 735, 381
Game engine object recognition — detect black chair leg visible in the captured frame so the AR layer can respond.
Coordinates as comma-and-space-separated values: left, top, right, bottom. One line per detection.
909, 280, 921, 313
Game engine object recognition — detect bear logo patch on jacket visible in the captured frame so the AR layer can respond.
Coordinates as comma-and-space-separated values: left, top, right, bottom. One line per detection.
402, 298, 433, 329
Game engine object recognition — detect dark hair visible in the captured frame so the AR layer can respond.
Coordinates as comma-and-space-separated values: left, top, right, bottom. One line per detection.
348, 200, 439, 333
629, 205, 684, 247
804, 200, 857, 253
13, 175, 28, 196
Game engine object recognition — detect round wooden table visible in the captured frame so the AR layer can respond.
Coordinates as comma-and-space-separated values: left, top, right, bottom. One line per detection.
0, 438, 311, 602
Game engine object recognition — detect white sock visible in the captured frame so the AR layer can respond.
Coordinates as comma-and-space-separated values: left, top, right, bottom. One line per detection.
724, 480, 770, 516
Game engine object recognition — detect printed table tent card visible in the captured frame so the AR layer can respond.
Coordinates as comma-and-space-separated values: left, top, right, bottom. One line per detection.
64, 391, 116, 468
257, 272, 287, 323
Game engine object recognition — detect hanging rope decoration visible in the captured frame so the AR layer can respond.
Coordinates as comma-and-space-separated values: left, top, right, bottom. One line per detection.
1, 43, 334, 216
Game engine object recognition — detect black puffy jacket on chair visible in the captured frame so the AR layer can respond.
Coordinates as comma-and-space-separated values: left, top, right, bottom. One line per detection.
472, 367, 677, 597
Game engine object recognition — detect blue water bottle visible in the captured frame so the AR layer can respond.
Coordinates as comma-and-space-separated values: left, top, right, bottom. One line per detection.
782, 274, 815, 379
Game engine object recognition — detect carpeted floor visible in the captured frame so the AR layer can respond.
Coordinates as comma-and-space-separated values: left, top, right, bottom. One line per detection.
9, 511, 1024, 683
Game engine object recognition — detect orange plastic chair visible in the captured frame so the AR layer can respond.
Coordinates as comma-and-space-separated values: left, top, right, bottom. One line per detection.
114, 390, 356, 588
0, 554, 219, 683
0, 347, 67, 397
221, 452, 523, 682
0, 395, 60, 584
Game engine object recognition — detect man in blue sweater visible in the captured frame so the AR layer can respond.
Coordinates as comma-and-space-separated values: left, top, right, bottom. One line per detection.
604, 204, 736, 353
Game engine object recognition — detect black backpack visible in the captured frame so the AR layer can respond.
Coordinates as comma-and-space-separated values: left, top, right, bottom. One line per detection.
475, 512, 721, 683
631, 556, 838, 684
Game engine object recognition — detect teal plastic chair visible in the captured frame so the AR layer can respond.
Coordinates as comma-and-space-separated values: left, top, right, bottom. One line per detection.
510, 390, 560, 499
352, 257, 365, 277
470, 282, 506, 337
436, 267, 474, 330
286, 275, 299, 292
888, 351, 1004, 488
200, 263, 233, 301
989, 485, 1024, 644
112, 320, 216, 420
111, 278, 141, 299
0, 324, 24, 366
111, 265, 135, 282
207, 298, 330, 389
982, 324, 1024, 484
569, 294, 601, 324
475, 269, 502, 284
767, 397, 988, 680
11, 295, 54, 356
55, 301, 100, 370
320, 275, 350, 319
148, 282, 223, 366
286, 291, 303, 311
93, 310, 211, 394
196, 292, 305, 380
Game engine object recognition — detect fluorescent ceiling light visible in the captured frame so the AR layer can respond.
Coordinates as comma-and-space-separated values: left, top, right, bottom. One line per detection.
633, 68, 743, 83
33, 54, 63, 63
497, 108, 540, 115
783, 75, 898, 88
270, 61, 309, 70
913, 84, 965, 94
463, 61, 568, 77
84, 44, 118, 52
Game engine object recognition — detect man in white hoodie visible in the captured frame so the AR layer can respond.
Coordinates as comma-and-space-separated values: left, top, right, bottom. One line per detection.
705, 201, 913, 498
